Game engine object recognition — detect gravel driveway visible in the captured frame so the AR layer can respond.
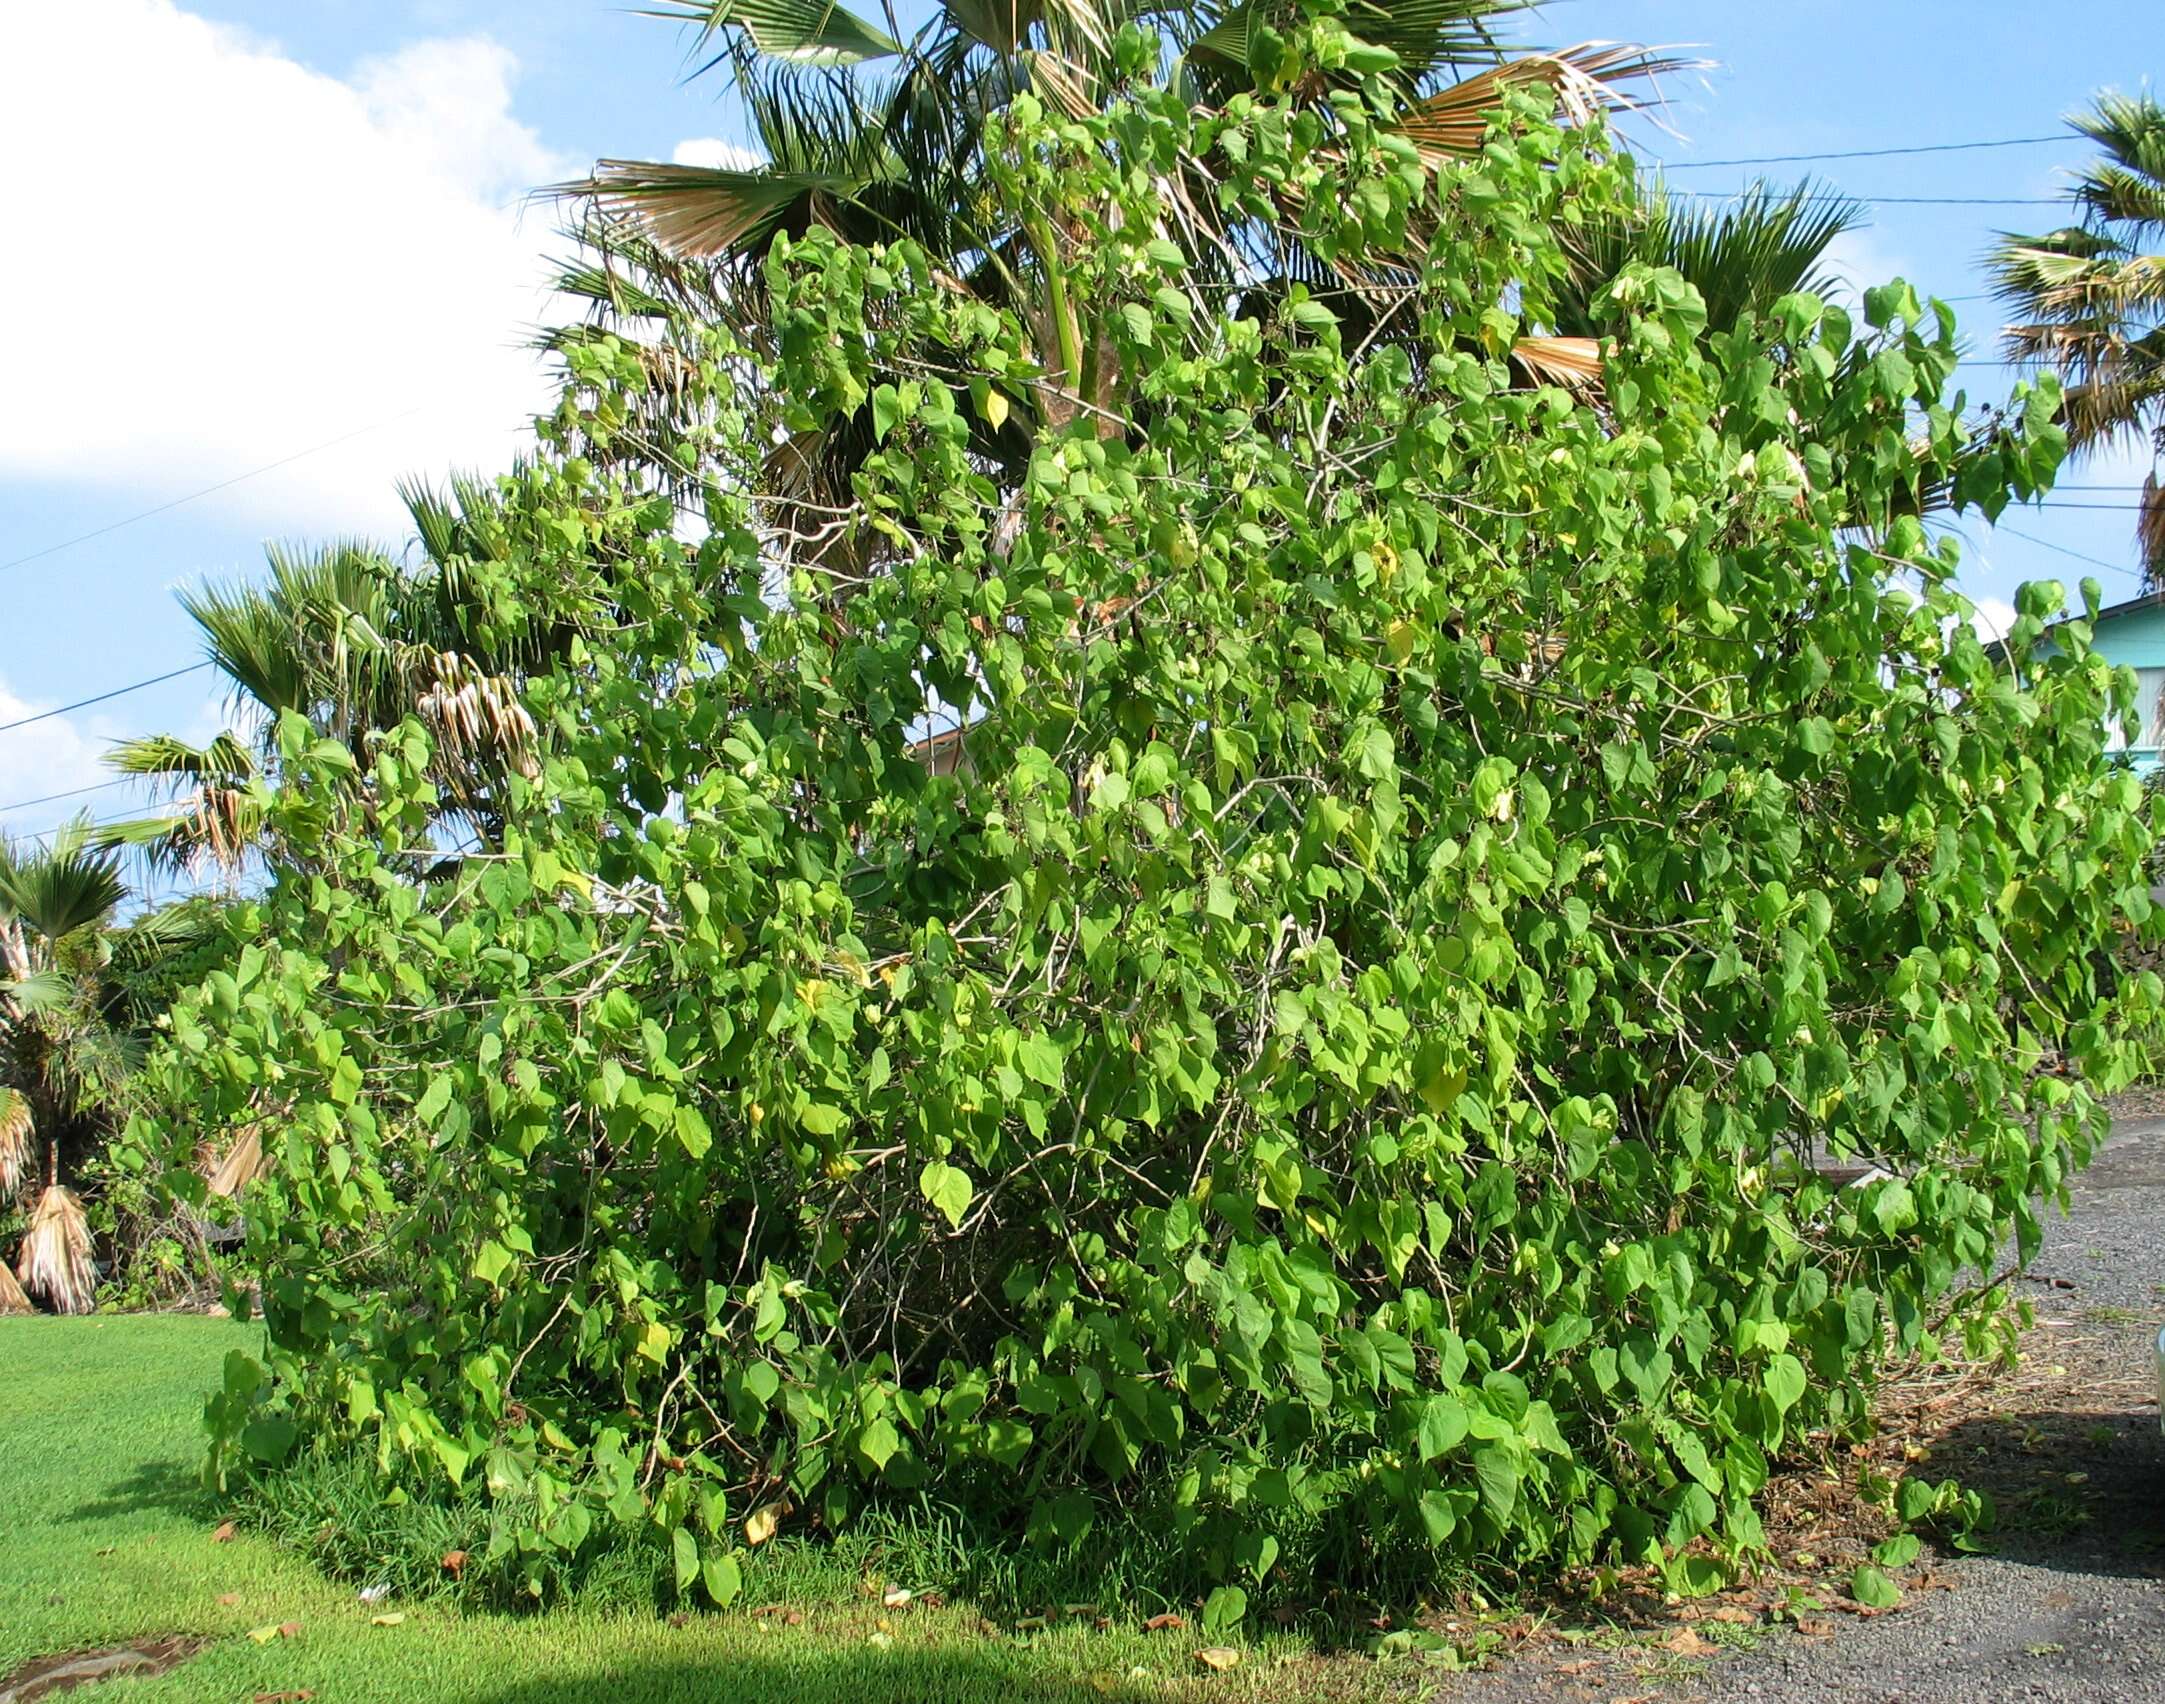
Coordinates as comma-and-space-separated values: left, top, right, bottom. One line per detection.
1671, 1113, 2165, 1702
1426, 1112, 2165, 1704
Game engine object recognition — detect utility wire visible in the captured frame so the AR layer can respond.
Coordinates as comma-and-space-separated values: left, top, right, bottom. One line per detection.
1990, 521, 2142, 579
1669, 190, 2063, 206
0, 775, 137, 815
0, 662, 212, 736
8, 810, 147, 846
0, 407, 427, 577
1658, 134, 2067, 170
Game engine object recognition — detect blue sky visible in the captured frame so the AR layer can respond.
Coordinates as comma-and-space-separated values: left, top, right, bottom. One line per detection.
0, 0, 2156, 866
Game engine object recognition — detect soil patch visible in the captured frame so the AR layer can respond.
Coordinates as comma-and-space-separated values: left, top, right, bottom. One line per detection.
0, 1637, 206, 1704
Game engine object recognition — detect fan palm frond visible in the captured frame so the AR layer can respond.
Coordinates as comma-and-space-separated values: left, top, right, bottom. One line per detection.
570, 160, 865, 257
1388, 43, 1693, 167
1191, 0, 1532, 83
204, 1125, 268, 1199
1550, 178, 1865, 339
92, 791, 268, 879
16, 1184, 94, 1314
0, 1258, 29, 1315
639, 0, 903, 68
0, 822, 125, 946
0, 1085, 31, 1196
1509, 334, 1604, 391
1, 967, 73, 1018
1989, 92, 2165, 581
2067, 91, 2165, 237
107, 731, 257, 787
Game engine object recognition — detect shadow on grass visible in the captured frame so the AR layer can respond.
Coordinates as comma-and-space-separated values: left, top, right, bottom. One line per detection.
65, 1457, 208, 1525
466, 1649, 1161, 1704
1929, 1406, 2165, 1579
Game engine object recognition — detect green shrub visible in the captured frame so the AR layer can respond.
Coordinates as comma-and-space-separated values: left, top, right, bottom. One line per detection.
134, 16, 2159, 1615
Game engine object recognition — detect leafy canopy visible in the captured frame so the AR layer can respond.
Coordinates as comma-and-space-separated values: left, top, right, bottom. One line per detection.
133, 12, 2159, 1611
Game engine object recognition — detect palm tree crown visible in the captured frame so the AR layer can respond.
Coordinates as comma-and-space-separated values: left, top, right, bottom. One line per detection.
0, 822, 130, 1312
1988, 92, 2165, 581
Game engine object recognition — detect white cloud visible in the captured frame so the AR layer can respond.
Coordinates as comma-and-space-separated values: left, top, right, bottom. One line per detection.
673, 137, 765, 170
0, 4, 575, 537
1967, 595, 2021, 645
1816, 226, 1917, 313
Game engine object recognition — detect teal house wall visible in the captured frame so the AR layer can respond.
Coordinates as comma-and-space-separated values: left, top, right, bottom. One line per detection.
2060, 593, 2165, 775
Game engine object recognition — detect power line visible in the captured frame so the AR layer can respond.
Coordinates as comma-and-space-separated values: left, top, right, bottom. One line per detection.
7, 810, 149, 847
1670, 190, 2063, 206
0, 776, 137, 816
1989, 521, 2141, 579
0, 662, 212, 737
0, 407, 427, 577
1658, 134, 2067, 170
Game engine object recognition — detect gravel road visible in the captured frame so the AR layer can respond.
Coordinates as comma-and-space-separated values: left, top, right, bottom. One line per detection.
1429, 1113, 2165, 1704
1672, 1114, 2165, 1702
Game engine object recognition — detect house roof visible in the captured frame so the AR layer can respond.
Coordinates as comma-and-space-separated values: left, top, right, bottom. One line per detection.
1981, 585, 2165, 665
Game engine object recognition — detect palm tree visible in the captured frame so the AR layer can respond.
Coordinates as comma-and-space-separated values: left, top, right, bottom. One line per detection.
103, 491, 549, 874
0, 821, 129, 1312
563, 0, 1689, 519
1551, 179, 1867, 339
1988, 92, 2165, 583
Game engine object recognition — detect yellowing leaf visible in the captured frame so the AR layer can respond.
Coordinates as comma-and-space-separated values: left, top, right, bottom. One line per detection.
1195, 1646, 1241, 1671
745, 1500, 787, 1546
371, 1612, 407, 1627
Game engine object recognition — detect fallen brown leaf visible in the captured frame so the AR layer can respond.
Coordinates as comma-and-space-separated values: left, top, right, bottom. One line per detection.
1665, 1629, 1716, 1657
1195, 1646, 1241, 1671
441, 1550, 467, 1577
1706, 1605, 1756, 1623
218, 1593, 241, 1607
278, 1622, 301, 1639
213, 1522, 238, 1543
1143, 1613, 1186, 1632
253, 1692, 316, 1703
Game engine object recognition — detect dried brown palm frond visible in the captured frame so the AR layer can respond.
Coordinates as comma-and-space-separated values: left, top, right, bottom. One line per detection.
1391, 43, 1697, 167
0, 1259, 30, 1315
0, 1085, 31, 1195
1510, 334, 1604, 392
18, 1184, 94, 1314
411, 650, 543, 781
204, 1125, 268, 1199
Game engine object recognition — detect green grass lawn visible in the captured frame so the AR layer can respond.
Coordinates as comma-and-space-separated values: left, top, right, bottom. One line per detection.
0, 1317, 1406, 1702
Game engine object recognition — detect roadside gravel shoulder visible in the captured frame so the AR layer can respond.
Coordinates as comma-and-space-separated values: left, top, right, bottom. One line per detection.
1416, 1112, 2165, 1704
